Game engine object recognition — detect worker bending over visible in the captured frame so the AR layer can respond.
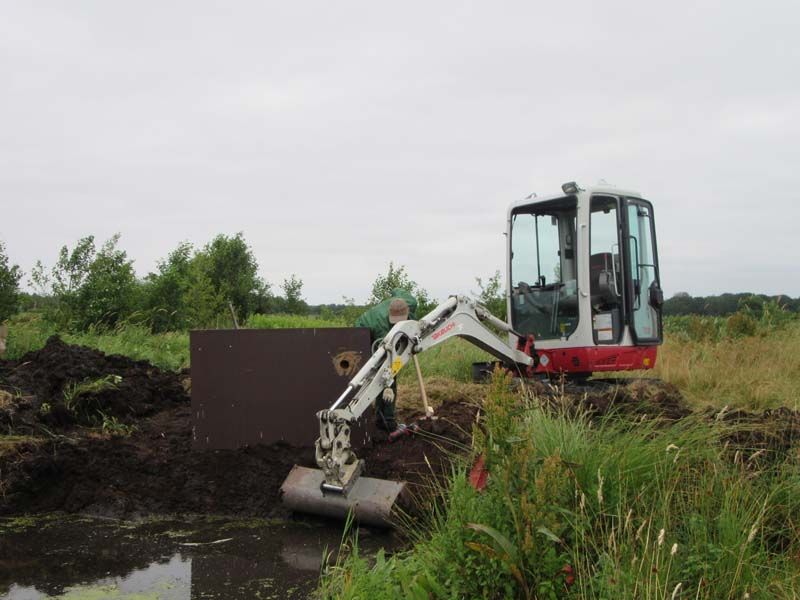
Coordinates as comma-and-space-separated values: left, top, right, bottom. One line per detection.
355, 288, 417, 432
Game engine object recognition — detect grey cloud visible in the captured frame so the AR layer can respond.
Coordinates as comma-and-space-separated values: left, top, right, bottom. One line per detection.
2, 1, 799, 303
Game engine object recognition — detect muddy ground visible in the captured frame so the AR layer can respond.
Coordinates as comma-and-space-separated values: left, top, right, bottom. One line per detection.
1, 337, 798, 519
0, 337, 479, 518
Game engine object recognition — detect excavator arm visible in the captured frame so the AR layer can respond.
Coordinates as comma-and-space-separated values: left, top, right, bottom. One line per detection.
314, 295, 536, 494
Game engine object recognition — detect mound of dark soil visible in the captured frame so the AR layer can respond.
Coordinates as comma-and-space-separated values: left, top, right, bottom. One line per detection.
365, 401, 478, 483
0, 398, 480, 518
530, 377, 691, 421
0, 336, 187, 431
0, 337, 482, 518
0, 404, 311, 517
714, 406, 800, 460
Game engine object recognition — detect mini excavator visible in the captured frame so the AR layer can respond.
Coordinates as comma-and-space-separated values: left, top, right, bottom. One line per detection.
281, 181, 664, 526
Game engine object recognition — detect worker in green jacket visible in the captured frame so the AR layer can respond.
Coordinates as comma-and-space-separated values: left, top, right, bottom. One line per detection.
355, 288, 417, 432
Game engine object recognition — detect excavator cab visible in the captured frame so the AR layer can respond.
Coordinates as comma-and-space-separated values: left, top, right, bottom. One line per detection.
508, 182, 663, 375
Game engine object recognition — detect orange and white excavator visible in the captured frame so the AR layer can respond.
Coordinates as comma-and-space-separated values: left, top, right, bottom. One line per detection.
281, 181, 664, 525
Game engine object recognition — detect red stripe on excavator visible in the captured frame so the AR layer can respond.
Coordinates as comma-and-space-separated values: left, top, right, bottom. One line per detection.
534, 345, 658, 374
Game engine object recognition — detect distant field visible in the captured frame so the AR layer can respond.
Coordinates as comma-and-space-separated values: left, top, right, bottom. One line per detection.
4, 312, 798, 410
652, 322, 800, 410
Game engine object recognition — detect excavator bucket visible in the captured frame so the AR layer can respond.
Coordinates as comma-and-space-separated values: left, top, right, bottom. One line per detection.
280, 466, 407, 528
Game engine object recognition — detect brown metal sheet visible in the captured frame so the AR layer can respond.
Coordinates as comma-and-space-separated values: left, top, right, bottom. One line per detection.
190, 327, 374, 450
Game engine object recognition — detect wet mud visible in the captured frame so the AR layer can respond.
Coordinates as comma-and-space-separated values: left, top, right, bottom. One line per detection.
0, 337, 480, 518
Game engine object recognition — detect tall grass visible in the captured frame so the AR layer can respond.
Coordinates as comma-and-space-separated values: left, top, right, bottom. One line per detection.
3, 312, 190, 371
246, 313, 346, 329
400, 338, 493, 383
320, 374, 800, 598
653, 323, 800, 410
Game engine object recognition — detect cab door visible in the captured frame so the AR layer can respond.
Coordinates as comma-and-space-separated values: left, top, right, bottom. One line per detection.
623, 199, 663, 343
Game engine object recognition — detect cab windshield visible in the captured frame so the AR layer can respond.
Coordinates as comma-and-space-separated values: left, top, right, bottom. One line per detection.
510, 198, 579, 340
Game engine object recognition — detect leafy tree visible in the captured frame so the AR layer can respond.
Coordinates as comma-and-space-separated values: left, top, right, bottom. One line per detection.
664, 292, 799, 317
183, 255, 226, 328
199, 233, 265, 321
139, 234, 271, 330
52, 236, 96, 299
29, 260, 51, 297
0, 241, 22, 321
72, 234, 138, 329
145, 241, 194, 332
281, 274, 308, 315
473, 270, 506, 320
34, 235, 139, 329
369, 262, 436, 316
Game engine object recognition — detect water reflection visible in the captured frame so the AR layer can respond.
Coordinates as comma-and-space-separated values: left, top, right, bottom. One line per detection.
3, 555, 192, 600
0, 515, 393, 599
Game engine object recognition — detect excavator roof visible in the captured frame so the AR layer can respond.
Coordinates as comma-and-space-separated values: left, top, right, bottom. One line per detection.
508, 182, 643, 213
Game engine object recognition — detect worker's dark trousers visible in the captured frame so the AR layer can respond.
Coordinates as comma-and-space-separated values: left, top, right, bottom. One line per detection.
376, 381, 398, 430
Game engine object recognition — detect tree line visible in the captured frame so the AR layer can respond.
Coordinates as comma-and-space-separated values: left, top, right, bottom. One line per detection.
4, 236, 795, 331
664, 292, 800, 317
1, 234, 311, 331
0, 236, 439, 332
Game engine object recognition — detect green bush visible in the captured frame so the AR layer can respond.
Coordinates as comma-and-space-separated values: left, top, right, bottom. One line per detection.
369, 262, 437, 317
726, 312, 758, 337
474, 270, 506, 321
665, 305, 797, 343
0, 240, 22, 322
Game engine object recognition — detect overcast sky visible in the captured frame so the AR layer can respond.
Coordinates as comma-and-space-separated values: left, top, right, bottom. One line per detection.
2, 1, 799, 304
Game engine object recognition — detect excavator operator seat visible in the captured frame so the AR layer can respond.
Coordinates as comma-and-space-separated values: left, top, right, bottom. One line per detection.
590, 252, 619, 309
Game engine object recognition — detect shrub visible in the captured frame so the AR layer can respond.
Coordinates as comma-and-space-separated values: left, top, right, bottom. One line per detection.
0, 241, 22, 322
369, 262, 437, 317
474, 271, 506, 320
686, 315, 720, 341
726, 311, 758, 337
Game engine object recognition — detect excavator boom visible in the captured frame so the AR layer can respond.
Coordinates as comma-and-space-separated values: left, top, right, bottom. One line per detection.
280, 295, 535, 526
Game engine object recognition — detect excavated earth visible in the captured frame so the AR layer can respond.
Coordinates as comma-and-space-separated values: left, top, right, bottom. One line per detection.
1, 337, 798, 519
0, 337, 479, 518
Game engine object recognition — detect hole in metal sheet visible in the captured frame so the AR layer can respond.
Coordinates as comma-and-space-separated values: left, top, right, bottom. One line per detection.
332, 350, 362, 377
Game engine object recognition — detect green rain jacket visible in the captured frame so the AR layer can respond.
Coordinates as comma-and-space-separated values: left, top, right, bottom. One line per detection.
355, 288, 418, 344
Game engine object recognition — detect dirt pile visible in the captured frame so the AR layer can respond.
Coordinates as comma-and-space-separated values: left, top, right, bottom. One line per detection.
0, 403, 480, 518
0, 338, 481, 518
0, 336, 187, 431
366, 400, 478, 484
529, 377, 691, 421
715, 406, 800, 460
